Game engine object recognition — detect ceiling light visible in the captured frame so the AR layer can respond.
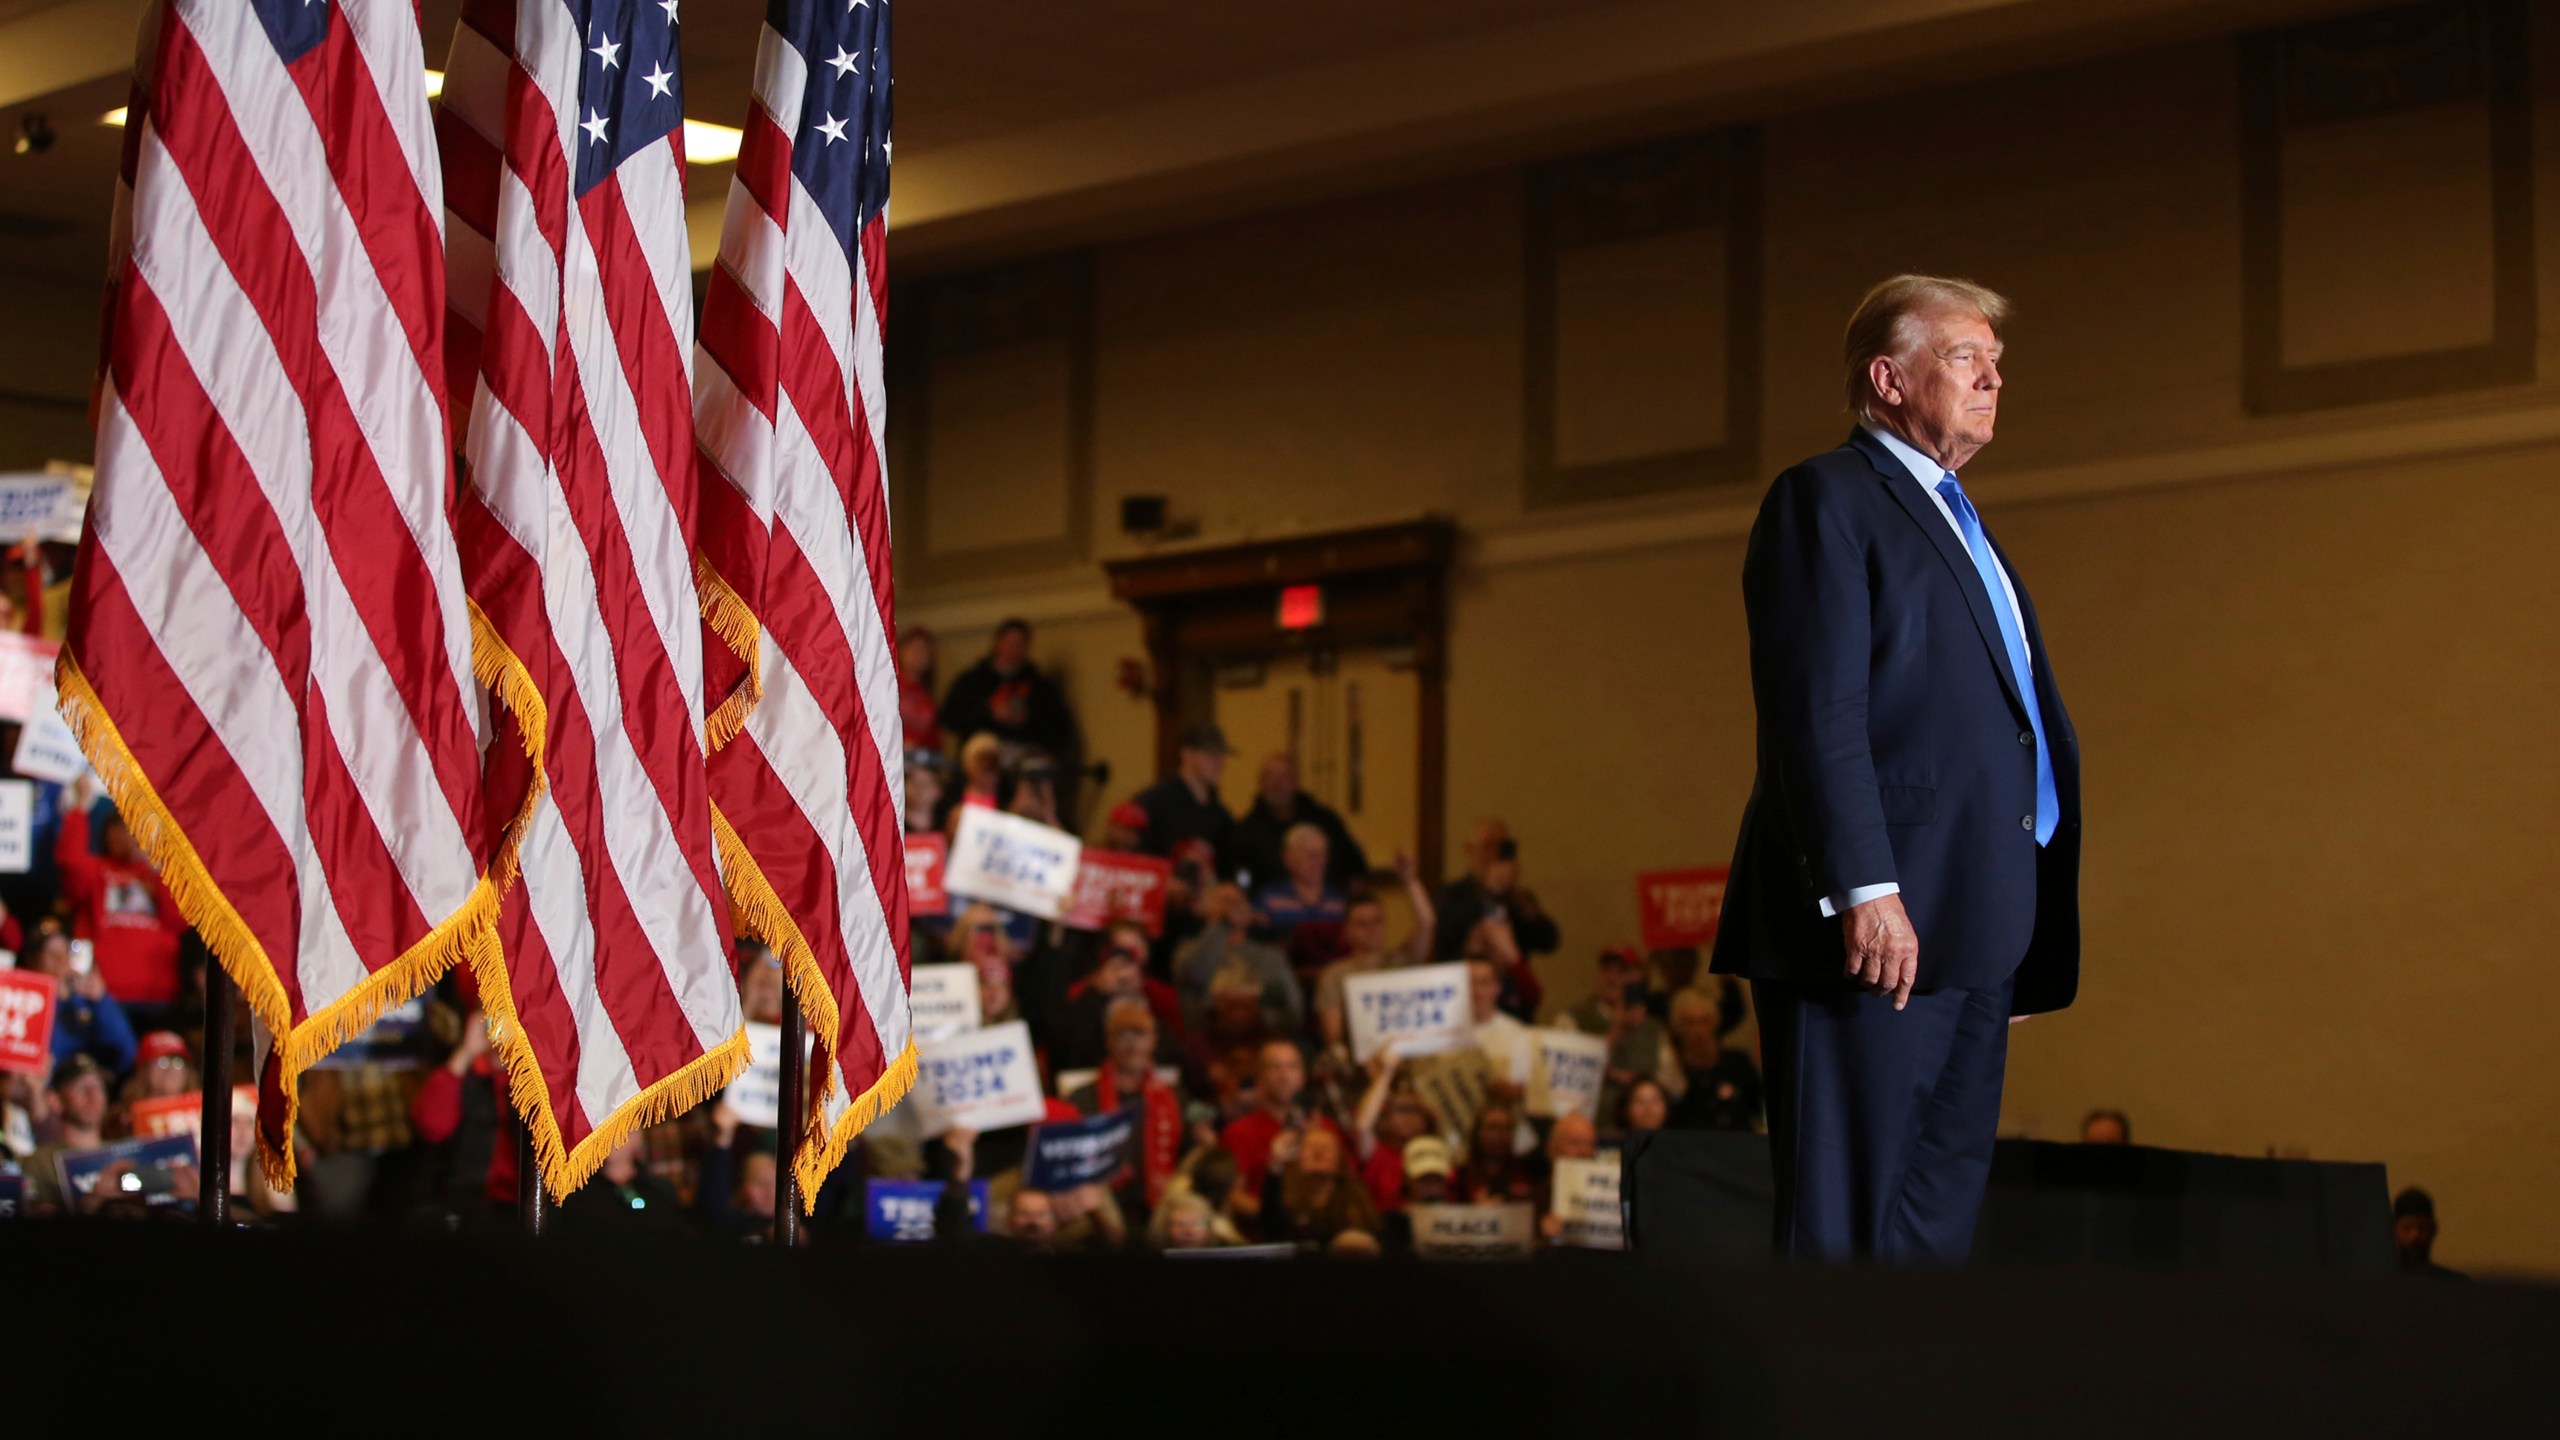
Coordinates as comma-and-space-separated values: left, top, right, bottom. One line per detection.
683, 120, 742, 165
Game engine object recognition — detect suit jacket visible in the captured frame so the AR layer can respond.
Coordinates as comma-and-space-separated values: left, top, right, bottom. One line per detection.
1709, 429, 2083, 1015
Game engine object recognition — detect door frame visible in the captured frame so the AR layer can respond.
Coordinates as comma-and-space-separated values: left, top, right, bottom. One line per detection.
1103, 518, 1455, 882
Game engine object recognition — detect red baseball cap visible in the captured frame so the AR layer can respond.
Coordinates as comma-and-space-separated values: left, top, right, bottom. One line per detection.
137, 1030, 190, 1067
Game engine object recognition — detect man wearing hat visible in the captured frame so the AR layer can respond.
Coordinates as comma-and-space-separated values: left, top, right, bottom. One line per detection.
1131, 722, 1237, 882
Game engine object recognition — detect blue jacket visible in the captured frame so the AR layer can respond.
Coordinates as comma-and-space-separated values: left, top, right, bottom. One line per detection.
1710, 430, 2083, 1014
53, 988, 138, 1076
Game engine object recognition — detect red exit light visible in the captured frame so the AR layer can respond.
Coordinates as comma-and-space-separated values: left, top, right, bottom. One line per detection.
1277, 583, 1324, 630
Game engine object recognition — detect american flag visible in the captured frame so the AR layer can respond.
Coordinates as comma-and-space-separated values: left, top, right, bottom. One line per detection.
695, 0, 912, 1198
440, 0, 747, 1196
65, 0, 495, 1186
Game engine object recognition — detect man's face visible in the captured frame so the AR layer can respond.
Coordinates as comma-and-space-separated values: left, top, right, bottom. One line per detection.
1184, 745, 1226, 788
1256, 1042, 1304, 1108
1166, 1205, 1212, 1247
1673, 1008, 1721, 1065
1467, 962, 1500, 1023
739, 1154, 777, 1218
58, 1074, 107, 1128
1877, 307, 2002, 463
1257, 754, 1296, 809
1107, 1013, 1156, 1072
1297, 1127, 1342, 1176
32, 935, 70, 980
899, 632, 934, 676
1284, 828, 1327, 885
991, 627, 1029, 671
1408, 1172, 1450, 1204
1211, 987, 1261, 1031
1343, 901, 1387, 956
1010, 1191, 1057, 1239
2396, 1214, 2436, 1258
1548, 1114, 1597, 1161
102, 819, 142, 867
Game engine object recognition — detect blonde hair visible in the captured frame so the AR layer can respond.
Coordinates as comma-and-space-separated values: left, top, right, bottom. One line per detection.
1843, 274, 2012, 422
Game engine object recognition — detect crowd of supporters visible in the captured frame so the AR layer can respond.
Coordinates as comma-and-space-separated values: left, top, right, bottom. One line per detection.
0, 619, 2458, 1272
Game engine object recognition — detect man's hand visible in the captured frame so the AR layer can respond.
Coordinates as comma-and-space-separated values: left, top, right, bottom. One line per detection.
1843, 893, 1918, 1010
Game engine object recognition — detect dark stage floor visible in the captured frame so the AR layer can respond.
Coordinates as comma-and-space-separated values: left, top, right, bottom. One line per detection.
11, 1224, 2554, 1436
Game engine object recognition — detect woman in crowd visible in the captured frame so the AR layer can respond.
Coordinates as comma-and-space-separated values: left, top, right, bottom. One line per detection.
1457, 1101, 1536, 1204
898, 627, 942, 753
1260, 1123, 1378, 1247
1613, 1076, 1672, 1141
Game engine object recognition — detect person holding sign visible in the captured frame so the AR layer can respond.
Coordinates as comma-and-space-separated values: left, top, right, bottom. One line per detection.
1712, 278, 2084, 1264
1311, 854, 1437, 1057
26, 925, 134, 1076
25, 1053, 110, 1212
1064, 996, 1186, 1215
57, 777, 188, 1030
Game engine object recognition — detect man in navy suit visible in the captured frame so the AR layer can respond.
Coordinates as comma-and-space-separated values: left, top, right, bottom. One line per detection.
1709, 275, 2082, 1263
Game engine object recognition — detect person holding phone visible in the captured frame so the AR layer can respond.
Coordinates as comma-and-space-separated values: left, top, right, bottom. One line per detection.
1430, 820, 1560, 964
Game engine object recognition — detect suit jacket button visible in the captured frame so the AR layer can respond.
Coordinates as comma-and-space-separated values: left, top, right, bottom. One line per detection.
2019, 730, 2034, 746
2020, 815, 2035, 832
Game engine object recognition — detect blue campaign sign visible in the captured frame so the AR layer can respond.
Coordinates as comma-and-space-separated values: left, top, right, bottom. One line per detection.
1022, 1109, 1135, 1192
54, 1133, 198, 1211
864, 1178, 989, 1244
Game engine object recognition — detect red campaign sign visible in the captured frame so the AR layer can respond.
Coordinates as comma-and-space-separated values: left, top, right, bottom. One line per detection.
1636, 866, 1729, 951
128, 1092, 201, 1140
0, 968, 56, 1077
1063, 850, 1175, 937
905, 833, 949, 918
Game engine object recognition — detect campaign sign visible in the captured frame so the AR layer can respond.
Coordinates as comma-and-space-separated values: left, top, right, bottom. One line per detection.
11, 682, 88, 785
0, 633, 59, 724
1636, 866, 1728, 951
726, 1020, 816, 1131
1549, 1155, 1624, 1250
908, 963, 982, 1042
1525, 1027, 1609, 1119
943, 807, 1082, 920
56, 1133, 198, 1211
128, 1092, 202, 1141
0, 471, 84, 542
1023, 1108, 1136, 1191
865, 1178, 989, 1243
1409, 1201, 1537, 1261
0, 968, 54, 1076
0, 780, 30, 874
1061, 849, 1175, 937
309, 994, 430, 1070
904, 832, 949, 918
909, 1019, 1046, 1137
1340, 962, 1470, 1064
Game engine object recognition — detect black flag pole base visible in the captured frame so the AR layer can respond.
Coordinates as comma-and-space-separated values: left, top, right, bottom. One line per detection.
518, 1125, 546, 1236
774, 1000, 804, 1247
197, 963, 236, 1227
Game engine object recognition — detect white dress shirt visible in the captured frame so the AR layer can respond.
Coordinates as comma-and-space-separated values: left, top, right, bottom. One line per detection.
1817, 426, 2032, 918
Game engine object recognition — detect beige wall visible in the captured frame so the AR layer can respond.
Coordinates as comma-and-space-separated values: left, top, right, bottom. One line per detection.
903, 23, 2560, 1273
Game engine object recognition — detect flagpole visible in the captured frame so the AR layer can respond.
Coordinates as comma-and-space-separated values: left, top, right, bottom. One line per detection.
197, 964, 233, 1227
518, 1125, 546, 1235
774, 1000, 804, 1246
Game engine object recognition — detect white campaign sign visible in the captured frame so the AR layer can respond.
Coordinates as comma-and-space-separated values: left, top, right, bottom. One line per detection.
1409, 1201, 1537, 1261
0, 472, 85, 543
908, 963, 982, 1042
726, 1021, 811, 1130
909, 1019, 1046, 1137
942, 807, 1082, 920
11, 683, 87, 785
1549, 1155, 1624, 1250
1340, 962, 1470, 1064
0, 781, 31, 874
1526, 1027, 1609, 1119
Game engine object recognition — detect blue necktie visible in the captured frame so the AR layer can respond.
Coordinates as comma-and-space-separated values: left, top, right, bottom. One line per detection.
1937, 474, 2059, 847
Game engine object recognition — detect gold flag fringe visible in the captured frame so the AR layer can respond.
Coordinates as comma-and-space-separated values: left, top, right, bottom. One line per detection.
464, 600, 755, 1197
54, 651, 499, 1190
795, 1038, 918, 1209
696, 555, 762, 751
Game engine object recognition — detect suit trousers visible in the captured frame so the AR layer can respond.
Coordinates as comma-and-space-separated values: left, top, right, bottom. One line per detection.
1752, 974, 2014, 1263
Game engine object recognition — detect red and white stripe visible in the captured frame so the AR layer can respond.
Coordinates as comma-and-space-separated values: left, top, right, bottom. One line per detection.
67, 0, 491, 1186
696, 16, 913, 1199
439, 0, 745, 1197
